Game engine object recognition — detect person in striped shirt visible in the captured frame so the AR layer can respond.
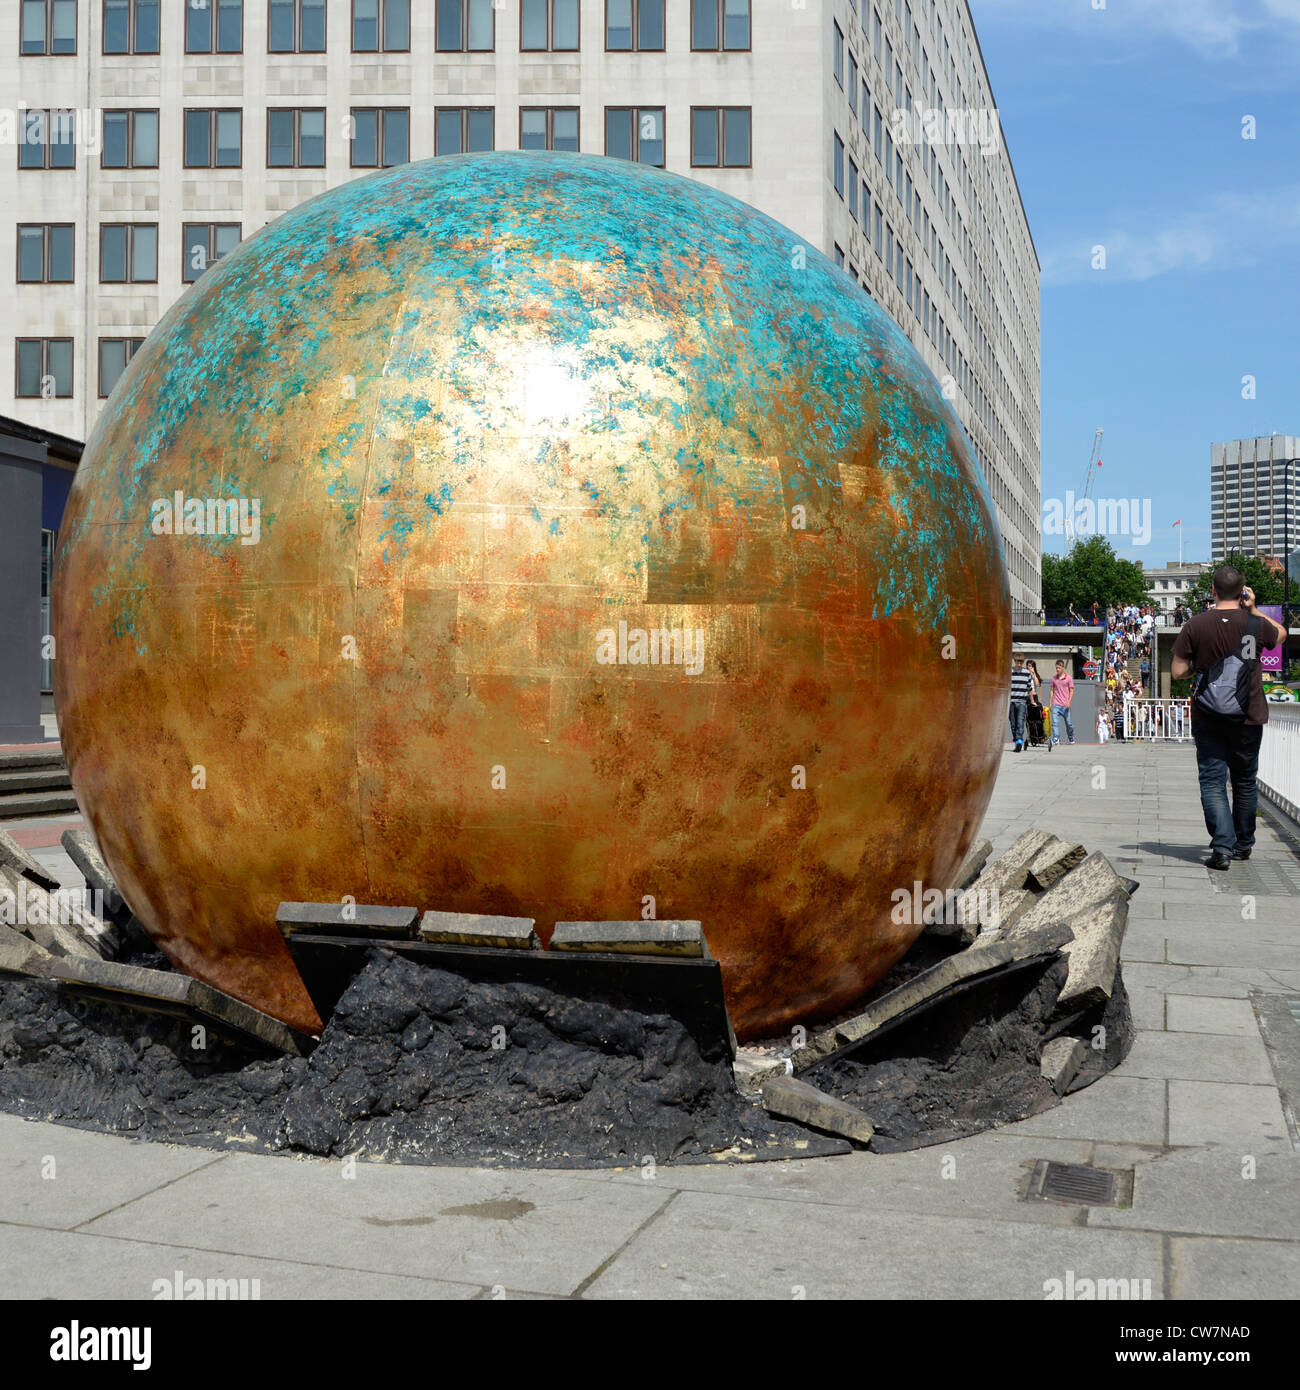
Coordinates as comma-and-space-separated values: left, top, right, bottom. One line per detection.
1009, 655, 1035, 752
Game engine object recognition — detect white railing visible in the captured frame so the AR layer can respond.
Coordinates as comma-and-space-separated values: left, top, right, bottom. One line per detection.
1259, 706, 1300, 822
1123, 699, 1192, 742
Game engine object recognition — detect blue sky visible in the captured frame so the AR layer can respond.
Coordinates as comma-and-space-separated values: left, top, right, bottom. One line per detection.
968, 0, 1300, 568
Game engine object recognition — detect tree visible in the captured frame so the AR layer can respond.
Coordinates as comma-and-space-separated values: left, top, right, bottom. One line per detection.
1187, 553, 1286, 610
1039, 536, 1149, 611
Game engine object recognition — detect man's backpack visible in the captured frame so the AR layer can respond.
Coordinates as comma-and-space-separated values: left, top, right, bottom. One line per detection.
1192, 615, 1261, 720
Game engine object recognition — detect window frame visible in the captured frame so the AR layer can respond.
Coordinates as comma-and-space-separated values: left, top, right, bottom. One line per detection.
689, 0, 750, 52
15, 337, 74, 399
349, 106, 410, 167
100, 107, 159, 168
518, 105, 580, 153
604, 0, 665, 53
603, 106, 665, 167
21, 0, 79, 56
98, 221, 158, 284
433, 106, 496, 156
102, 0, 160, 55
182, 222, 241, 282
266, 106, 327, 168
267, 0, 327, 54
183, 107, 243, 169
16, 223, 75, 283
689, 106, 751, 169
97, 335, 145, 398
520, 0, 579, 51
435, 0, 495, 52
186, 0, 244, 54
351, 0, 410, 52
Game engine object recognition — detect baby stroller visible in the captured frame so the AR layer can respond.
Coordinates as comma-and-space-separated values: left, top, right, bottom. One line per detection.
1026, 692, 1047, 748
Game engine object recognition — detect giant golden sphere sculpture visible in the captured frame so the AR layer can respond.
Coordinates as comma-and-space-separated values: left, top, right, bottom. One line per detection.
54, 152, 1010, 1039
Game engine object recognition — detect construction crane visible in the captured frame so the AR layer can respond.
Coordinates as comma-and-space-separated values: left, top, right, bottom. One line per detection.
1065, 428, 1104, 544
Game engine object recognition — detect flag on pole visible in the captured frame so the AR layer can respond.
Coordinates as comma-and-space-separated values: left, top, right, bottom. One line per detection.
1173, 520, 1181, 526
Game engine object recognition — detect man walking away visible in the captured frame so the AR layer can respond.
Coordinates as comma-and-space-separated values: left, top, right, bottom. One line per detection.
1009, 655, 1034, 752
1050, 659, 1076, 745
1172, 565, 1287, 870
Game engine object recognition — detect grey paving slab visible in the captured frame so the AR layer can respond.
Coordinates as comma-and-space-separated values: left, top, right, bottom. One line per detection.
0, 1114, 224, 1230
1171, 1234, 1300, 1299
0, 1224, 485, 1299
81, 1150, 668, 1296
1166, 937, 1298, 972
1122, 962, 1300, 1000
1165, 995, 1261, 1037
599, 1132, 1096, 1228
1086, 1148, 1300, 1241
1167, 1081, 1292, 1151
999, 1076, 1166, 1145
1115, 1031, 1275, 1086
1125, 988, 1166, 1031
582, 1191, 1166, 1299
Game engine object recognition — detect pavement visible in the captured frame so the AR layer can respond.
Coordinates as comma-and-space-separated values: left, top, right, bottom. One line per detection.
1, 739, 1298, 1300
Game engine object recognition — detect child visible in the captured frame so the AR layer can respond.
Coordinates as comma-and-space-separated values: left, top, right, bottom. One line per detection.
1097, 709, 1110, 744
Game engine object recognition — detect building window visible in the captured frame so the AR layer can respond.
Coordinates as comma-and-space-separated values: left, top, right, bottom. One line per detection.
17, 225, 74, 282
833, 21, 843, 85
183, 223, 240, 281
186, 0, 242, 51
101, 108, 158, 167
350, 107, 409, 166
436, 0, 493, 50
16, 338, 73, 398
690, 107, 750, 167
184, 109, 242, 167
849, 54, 858, 113
100, 223, 157, 282
605, 107, 664, 165
521, 0, 578, 49
352, 0, 408, 50
435, 107, 495, 154
21, 0, 77, 54
268, 108, 326, 166
833, 244, 844, 268
691, 0, 748, 50
104, 0, 159, 53
606, 0, 664, 51
98, 337, 144, 397
848, 158, 859, 220
520, 107, 579, 152
268, 0, 325, 52
18, 109, 77, 168
833, 131, 844, 197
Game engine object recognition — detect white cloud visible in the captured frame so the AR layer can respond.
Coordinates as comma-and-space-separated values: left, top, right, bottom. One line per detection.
1041, 187, 1300, 286
970, 0, 1300, 59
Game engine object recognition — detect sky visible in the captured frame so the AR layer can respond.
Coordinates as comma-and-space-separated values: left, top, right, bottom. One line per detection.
967, 0, 1300, 567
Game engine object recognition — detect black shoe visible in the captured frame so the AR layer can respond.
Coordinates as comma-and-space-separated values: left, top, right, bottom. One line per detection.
1232, 847, 1252, 861
1206, 852, 1232, 871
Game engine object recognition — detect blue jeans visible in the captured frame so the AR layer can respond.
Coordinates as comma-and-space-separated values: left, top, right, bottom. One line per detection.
1192, 716, 1264, 855
1051, 704, 1075, 743
1009, 700, 1027, 744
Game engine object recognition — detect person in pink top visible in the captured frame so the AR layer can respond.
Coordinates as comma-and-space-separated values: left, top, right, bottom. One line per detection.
1049, 659, 1075, 746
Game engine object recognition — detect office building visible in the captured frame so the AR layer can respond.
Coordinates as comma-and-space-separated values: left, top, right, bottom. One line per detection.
5, 0, 1042, 608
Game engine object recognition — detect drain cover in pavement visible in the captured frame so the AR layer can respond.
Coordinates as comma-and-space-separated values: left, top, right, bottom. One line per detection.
1207, 860, 1300, 895
1025, 1160, 1133, 1208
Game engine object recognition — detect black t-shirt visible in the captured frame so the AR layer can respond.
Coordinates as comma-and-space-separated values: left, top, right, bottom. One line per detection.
1172, 608, 1280, 725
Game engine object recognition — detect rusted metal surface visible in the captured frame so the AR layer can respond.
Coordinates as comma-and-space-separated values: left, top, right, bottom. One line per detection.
53, 152, 1010, 1040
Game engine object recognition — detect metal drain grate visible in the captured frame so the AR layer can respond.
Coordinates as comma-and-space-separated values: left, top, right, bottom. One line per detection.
1208, 860, 1300, 895
1025, 1160, 1132, 1208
